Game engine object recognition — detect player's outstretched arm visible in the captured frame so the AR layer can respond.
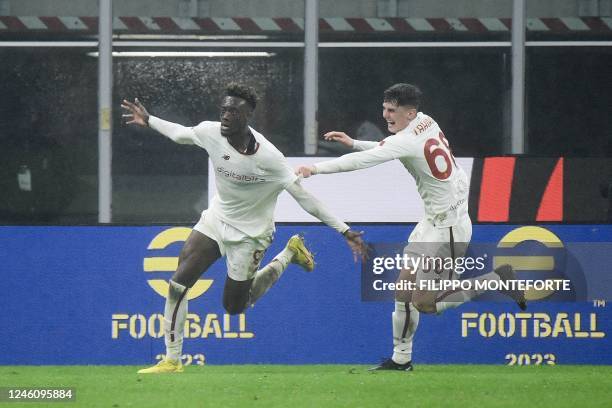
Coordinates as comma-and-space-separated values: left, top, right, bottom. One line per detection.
295, 144, 398, 178
285, 180, 367, 261
121, 98, 196, 145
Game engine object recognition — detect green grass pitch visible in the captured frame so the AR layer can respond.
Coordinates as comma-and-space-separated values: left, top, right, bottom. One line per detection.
1, 365, 611, 407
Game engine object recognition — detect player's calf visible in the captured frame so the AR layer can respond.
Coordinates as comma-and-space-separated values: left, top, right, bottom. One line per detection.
223, 302, 248, 315
223, 276, 252, 315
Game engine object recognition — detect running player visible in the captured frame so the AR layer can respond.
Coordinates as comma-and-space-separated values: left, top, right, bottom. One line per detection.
122, 83, 365, 374
296, 83, 526, 371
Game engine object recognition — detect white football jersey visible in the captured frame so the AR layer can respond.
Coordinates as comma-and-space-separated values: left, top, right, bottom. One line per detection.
315, 113, 469, 227
188, 121, 297, 237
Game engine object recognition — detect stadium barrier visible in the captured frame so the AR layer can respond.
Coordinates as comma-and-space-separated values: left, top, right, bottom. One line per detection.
1, 224, 610, 365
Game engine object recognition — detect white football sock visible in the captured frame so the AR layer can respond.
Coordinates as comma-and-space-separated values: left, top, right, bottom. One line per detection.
164, 279, 189, 362
435, 271, 501, 313
249, 239, 298, 306
249, 259, 285, 305
392, 301, 419, 364
273, 244, 295, 270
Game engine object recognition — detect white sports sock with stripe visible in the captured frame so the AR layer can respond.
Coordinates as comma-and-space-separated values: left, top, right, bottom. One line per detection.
272, 246, 295, 270
249, 240, 298, 306
391, 301, 420, 364
249, 259, 285, 305
164, 279, 189, 362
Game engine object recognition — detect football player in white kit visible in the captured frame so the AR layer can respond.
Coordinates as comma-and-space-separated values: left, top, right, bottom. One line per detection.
122, 83, 365, 373
297, 83, 526, 371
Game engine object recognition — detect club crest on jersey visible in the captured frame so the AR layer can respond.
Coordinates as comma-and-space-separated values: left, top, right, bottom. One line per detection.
222, 154, 230, 160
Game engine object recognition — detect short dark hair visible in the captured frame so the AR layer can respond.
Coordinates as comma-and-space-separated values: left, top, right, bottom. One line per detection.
225, 83, 258, 110
383, 83, 422, 109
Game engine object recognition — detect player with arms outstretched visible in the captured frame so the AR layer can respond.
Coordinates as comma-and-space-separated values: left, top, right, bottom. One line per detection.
122, 83, 365, 373
297, 83, 525, 371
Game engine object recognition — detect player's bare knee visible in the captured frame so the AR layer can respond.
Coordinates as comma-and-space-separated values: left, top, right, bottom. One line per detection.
394, 289, 412, 303
412, 297, 436, 314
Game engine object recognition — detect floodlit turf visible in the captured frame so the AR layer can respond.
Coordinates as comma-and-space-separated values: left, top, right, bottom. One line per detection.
1, 365, 611, 407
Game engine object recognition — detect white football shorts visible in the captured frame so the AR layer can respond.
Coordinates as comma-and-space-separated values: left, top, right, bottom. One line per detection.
403, 214, 472, 282
193, 210, 273, 281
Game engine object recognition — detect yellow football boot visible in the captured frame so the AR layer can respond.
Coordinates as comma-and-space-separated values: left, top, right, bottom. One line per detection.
137, 357, 183, 374
287, 235, 315, 272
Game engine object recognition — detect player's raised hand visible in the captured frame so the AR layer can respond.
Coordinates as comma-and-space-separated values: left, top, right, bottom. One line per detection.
295, 165, 316, 178
121, 98, 150, 127
343, 229, 368, 263
324, 131, 354, 148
